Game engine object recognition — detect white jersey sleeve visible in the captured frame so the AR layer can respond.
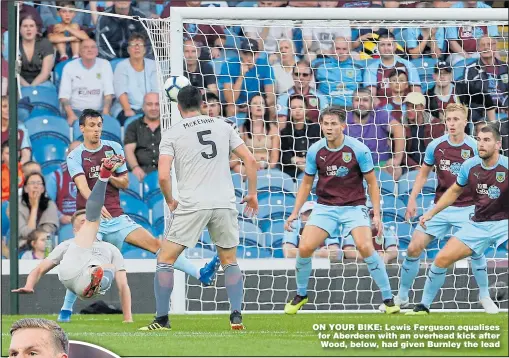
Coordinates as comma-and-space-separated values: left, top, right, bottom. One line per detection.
161, 115, 242, 211
47, 240, 72, 265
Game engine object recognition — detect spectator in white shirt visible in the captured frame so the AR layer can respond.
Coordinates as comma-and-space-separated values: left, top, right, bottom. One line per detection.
271, 39, 298, 94
59, 39, 114, 125
111, 33, 159, 125
243, 1, 293, 59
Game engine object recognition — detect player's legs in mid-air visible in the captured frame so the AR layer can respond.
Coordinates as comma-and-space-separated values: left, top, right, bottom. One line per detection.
58, 156, 122, 301
397, 205, 496, 313
407, 219, 507, 315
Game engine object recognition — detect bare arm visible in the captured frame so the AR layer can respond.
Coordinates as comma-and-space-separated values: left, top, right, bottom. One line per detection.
66, 24, 89, 41
427, 183, 464, 217
206, 83, 219, 97
118, 93, 133, 113
389, 119, 405, 166
405, 164, 433, 220
109, 173, 128, 190
19, 76, 30, 87
115, 270, 133, 322
158, 154, 174, 204
102, 94, 113, 115
449, 40, 466, 55
12, 259, 57, 292
124, 143, 139, 169
60, 98, 76, 120
30, 55, 54, 86
283, 243, 298, 258
291, 175, 314, 217
364, 170, 381, 218
47, 33, 78, 44
232, 143, 258, 195
269, 129, 281, 169
20, 148, 32, 164
74, 175, 92, 200
408, 32, 430, 59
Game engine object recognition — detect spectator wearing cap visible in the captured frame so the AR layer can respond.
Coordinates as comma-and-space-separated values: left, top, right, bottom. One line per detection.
426, 61, 463, 120
271, 39, 299, 94
243, 1, 293, 60
283, 201, 341, 259
363, 32, 421, 105
183, 39, 218, 96
124, 92, 161, 181
342, 206, 398, 264
280, 96, 321, 178
111, 33, 159, 124
446, 1, 499, 65
312, 37, 362, 110
18, 15, 55, 89
277, 60, 328, 130
95, 1, 151, 60
1, 96, 32, 164
345, 88, 405, 180
463, 35, 508, 115
384, 68, 410, 122
219, 38, 275, 118
58, 39, 114, 125
401, 91, 445, 170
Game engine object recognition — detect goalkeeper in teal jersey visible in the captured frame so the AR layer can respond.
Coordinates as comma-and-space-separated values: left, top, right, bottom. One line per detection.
284, 106, 399, 315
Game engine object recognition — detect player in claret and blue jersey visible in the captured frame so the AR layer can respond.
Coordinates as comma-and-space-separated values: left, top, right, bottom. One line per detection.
407, 123, 508, 315
284, 106, 400, 315
395, 103, 498, 314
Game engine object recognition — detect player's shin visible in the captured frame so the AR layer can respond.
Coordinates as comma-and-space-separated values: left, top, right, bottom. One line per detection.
471, 253, 490, 299
223, 263, 243, 313
364, 251, 393, 301
421, 263, 447, 308
174, 254, 200, 279
154, 263, 174, 320
398, 256, 420, 301
86, 179, 108, 222
295, 252, 312, 297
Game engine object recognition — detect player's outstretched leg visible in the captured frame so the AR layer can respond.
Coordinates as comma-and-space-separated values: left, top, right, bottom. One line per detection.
285, 226, 328, 314
397, 230, 433, 308
471, 253, 499, 314
407, 237, 471, 315
173, 254, 220, 286
57, 289, 77, 323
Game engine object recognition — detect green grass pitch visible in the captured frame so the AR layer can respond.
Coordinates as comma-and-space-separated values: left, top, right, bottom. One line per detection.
2, 313, 508, 356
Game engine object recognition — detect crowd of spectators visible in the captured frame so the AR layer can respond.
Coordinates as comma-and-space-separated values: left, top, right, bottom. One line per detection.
1, 0, 508, 259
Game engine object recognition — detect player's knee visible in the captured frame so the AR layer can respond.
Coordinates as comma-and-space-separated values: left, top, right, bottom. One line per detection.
406, 243, 424, 258
298, 244, 314, 258
355, 241, 374, 258
433, 254, 449, 268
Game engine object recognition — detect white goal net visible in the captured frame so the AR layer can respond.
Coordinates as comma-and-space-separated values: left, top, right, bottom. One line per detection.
140, 7, 508, 313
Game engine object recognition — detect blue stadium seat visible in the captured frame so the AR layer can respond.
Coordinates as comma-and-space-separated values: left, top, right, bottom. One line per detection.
257, 169, 295, 198
124, 172, 142, 200
57, 224, 74, 243
20, 86, 60, 115
377, 170, 396, 195
231, 171, 243, 198
354, 59, 378, 68
73, 115, 122, 143
53, 58, 72, 90
452, 58, 478, 81
151, 199, 165, 237
414, 193, 435, 217
380, 194, 406, 222
195, 229, 215, 251
236, 245, 272, 259
120, 193, 150, 227
185, 247, 217, 259
1, 201, 10, 237
238, 220, 264, 247
388, 221, 413, 245
25, 115, 71, 143
143, 170, 161, 208
122, 113, 144, 141
41, 163, 61, 176
123, 247, 156, 259
262, 219, 285, 248
110, 58, 124, 73
398, 170, 420, 196
411, 57, 438, 93
31, 137, 67, 172
258, 193, 295, 221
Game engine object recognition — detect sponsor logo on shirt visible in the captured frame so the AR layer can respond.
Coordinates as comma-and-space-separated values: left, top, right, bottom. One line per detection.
336, 166, 349, 177
326, 165, 338, 176
449, 162, 461, 176
105, 150, 114, 158
487, 185, 501, 200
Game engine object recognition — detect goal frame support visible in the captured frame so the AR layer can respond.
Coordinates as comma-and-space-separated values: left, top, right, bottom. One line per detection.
162, 6, 507, 314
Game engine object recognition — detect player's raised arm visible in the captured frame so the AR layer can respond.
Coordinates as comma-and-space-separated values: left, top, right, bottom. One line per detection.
420, 182, 464, 229
115, 270, 132, 322
158, 153, 176, 210
12, 259, 58, 294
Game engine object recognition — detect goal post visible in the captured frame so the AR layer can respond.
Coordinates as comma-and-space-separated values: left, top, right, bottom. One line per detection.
139, 7, 508, 314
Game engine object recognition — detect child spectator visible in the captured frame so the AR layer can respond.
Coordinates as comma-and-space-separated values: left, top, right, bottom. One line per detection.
384, 68, 410, 122
19, 229, 48, 260
47, 1, 89, 62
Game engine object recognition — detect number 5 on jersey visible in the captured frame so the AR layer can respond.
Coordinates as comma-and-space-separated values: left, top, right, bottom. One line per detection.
197, 130, 217, 159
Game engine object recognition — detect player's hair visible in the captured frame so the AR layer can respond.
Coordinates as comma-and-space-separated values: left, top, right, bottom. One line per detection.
319, 106, 347, 123
10, 318, 69, 355
71, 209, 86, 226
128, 32, 146, 44
445, 103, 469, 119
479, 123, 502, 141
177, 85, 202, 112
79, 109, 103, 126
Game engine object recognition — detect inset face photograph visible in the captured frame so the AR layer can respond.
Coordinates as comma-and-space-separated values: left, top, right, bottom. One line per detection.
69, 341, 121, 358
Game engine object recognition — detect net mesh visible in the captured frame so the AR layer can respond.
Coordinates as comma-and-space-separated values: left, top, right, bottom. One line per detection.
140, 14, 508, 312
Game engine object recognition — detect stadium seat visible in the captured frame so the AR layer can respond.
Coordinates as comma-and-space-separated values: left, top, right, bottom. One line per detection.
25, 115, 71, 143
390, 221, 414, 245
414, 193, 435, 217
236, 245, 272, 259
31, 137, 67, 172
231, 171, 243, 198
41, 163, 61, 176
257, 193, 295, 221
185, 247, 217, 259
380, 194, 406, 222
377, 170, 396, 195
238, 220, 264, 247
110, 58, 124, 73
53, 58, 72, 90
20, 86, 60, 115
257, 169, 295, 198
143, 170, 161, 208
73, 115, 122, 144
296, 171, 318, 192
122, 113, 144, 141
124, 172, 142, 200
151, 199, 165, 237
123, 247, 156, 259
452, 58, 478, 81
120, 193, 150, 227
410, 57, 438, 92
57, 224, 74, 243
262, 219, 285, 247
398, 170, 420, 196
1, 201, 10, 237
